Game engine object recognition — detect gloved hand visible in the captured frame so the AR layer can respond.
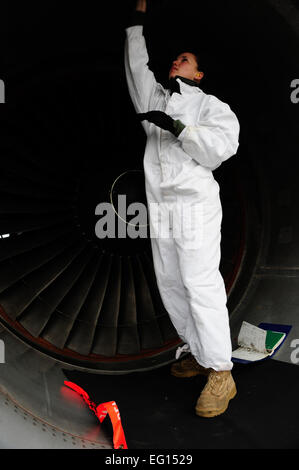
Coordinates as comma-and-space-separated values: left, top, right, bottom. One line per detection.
138, 111, 186, 137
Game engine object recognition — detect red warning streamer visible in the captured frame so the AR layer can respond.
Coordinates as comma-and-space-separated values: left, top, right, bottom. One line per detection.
64, 381, 128, 450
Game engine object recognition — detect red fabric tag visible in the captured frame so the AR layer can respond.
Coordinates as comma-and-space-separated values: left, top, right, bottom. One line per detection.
64, 381, 128, 450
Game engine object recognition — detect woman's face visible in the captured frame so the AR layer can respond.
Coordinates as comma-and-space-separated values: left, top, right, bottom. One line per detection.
169, 52, 199, 81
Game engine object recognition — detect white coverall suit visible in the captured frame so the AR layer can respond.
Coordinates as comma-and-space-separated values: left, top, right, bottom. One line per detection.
125, 25, 240, 371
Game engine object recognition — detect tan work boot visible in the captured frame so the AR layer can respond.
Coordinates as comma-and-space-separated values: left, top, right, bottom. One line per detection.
171, 355, 211, 378
195, 370, 237, 418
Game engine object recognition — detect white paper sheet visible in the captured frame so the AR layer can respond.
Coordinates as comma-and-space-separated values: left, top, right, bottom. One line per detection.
237, 321, 267, 353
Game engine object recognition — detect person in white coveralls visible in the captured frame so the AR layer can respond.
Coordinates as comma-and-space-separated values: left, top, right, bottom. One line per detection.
125, 0, 240, 417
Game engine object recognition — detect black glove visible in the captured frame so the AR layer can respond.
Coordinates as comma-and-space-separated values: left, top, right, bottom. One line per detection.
138, 111, 185, 137
127, 10, 145, 27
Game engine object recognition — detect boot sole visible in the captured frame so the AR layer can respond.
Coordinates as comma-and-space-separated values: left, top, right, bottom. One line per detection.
195, 385, 237, 418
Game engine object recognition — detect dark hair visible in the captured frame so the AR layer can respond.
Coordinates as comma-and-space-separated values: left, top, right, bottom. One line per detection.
190, 52, 203, 71
194, 53, 201, 70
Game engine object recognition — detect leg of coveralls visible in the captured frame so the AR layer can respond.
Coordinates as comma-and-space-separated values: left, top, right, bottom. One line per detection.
148, 201, 195, 346
173, 194, 233, 372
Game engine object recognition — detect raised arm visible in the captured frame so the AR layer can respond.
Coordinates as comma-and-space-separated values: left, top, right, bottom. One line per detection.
124, 0, 162, 117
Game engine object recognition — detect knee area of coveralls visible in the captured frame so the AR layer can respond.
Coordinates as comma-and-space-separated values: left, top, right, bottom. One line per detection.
183, 271, 226, 303
176, 256, 223, 300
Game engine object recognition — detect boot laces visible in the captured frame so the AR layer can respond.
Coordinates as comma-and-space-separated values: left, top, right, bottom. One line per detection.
205, 371, 225, 393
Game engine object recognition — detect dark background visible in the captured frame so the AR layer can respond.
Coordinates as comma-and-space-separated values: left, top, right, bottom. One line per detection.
1, 2, 299, 449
